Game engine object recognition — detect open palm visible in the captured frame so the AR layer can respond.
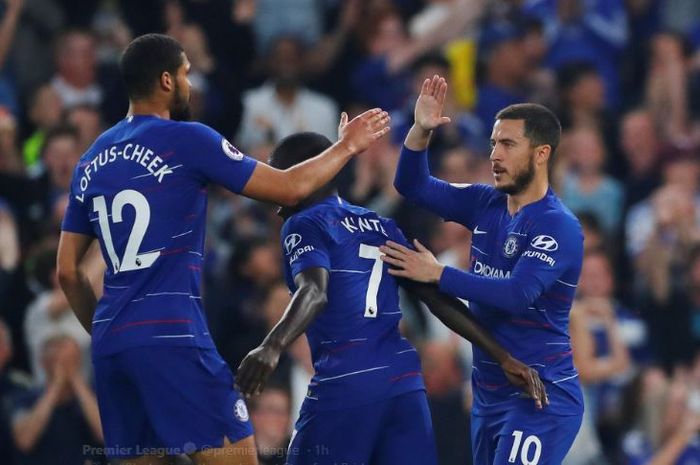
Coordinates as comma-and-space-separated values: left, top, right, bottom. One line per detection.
415, 75, 451, 131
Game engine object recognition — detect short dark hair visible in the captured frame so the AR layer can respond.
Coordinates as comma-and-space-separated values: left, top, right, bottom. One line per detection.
120, 33, 184, 100
556, 61, 599, 92
495, 103, 561, 155
268, 132, 333, 171
41, 124, 79, 157
412, 52, 450, 74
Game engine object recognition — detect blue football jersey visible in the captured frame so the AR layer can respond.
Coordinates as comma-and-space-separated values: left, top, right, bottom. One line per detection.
396, 146, 584, 417
280, 196, 425, 410
61, 115, 258, 357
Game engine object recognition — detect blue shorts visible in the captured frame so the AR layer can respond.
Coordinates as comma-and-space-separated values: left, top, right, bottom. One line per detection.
286, 390, 437, 465
93, 346, 254, 459
471, 409, 582, 465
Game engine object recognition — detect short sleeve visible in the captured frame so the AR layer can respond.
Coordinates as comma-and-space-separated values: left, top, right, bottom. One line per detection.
281, 215, 331, 280
184, 123, 258, 193
61, 164, 95, 236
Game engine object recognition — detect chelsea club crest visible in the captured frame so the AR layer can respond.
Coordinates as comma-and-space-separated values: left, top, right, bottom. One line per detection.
503, 234, 519, 258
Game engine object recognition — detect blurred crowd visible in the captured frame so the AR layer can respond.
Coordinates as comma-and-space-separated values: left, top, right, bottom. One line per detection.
1, 0, 700, 464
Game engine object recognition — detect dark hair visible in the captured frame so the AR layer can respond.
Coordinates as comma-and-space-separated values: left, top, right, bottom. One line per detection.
268, 132, 333, 171
556, 61, 599, 92
495, 103, 561, 155
41, 124, 79, 157
120, 33, 184, 100
577, 211, 602, 234
229, 237, 270, 276
411, 52, 450, 74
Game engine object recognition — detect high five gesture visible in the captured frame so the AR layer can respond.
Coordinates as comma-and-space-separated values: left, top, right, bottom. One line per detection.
406, 75, 451, 150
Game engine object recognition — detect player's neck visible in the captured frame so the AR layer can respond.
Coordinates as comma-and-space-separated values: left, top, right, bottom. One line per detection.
127, 101, 171, 119
279, 189, 337, 219
506, 178, 549, 216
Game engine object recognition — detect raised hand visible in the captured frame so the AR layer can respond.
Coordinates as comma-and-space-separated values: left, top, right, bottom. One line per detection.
500, 356, 549, 409
414, 75, 451, 132
338, 108, 391, 154
235, 344, 281, 398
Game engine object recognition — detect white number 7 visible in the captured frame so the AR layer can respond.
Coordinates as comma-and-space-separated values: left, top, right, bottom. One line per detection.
93, 189, 160, 274
359, 244, 383, 318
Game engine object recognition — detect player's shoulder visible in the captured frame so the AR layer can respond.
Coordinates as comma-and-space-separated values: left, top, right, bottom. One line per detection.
528, 191, 582, 235
455, 183, 505, 205
169, 120, 221, 138
282, 206, 327, 236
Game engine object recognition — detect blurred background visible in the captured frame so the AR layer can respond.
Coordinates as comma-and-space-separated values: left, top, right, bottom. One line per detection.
1, 0, 700, 464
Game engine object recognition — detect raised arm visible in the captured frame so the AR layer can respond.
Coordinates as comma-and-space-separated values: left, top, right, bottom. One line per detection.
56, 231, 97, 334
395, 75, 485, 225
242, 109, 390, 207
400, 280, 547, 408
235, 268, 329, 397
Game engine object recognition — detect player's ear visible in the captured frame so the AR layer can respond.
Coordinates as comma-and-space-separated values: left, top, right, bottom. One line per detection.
160, 71, 174, 93
535, 144, 550, 168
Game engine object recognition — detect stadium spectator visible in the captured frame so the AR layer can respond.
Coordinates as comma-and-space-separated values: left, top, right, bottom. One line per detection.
619, 109, 662, 210
567, 251, 638, 464
636, 183, 699, 369
50, 30, 102, 110
352, 2, 484, 112
421, 341, 472, 465
556, 61, 607, 131
0, 199, 18, 302
10, 335, 102, 465
475, 20, 529, 131
22, 243, 93, 385
22, 85, 63, 170
0, 124, 81, 247
645, 31, 700, 149
64, 104, 102, 154
237, 36, 338, 153
620, 365, 700, 464
249, 384, 291, 465
210, 237, 282, 370
686, 249, 700, 351
0, 319, 29, 465
0, 107, 19, 174
0, 0, 23, 115
625, 155, 700, 260
522, 0, 629, 109
560, 126, 625, 234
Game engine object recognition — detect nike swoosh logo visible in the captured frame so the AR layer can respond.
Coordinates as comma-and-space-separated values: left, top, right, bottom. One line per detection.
473, 226, 487, 235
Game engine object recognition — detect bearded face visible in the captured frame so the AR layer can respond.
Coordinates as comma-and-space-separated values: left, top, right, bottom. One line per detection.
169, 78, 191, 122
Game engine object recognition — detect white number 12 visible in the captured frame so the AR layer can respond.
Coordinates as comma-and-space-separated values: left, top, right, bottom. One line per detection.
93, 189, 160, 274
359, 244, 383, 318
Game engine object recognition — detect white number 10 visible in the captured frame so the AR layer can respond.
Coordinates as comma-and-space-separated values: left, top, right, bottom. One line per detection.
93, 189, 160, 274
359, 244, 383, 318
508, 430, 542, 465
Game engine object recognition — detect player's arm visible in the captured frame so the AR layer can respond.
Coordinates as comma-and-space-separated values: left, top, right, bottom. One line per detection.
242, 109, 390, 206
236, 268, 329, 397
381, 215, 583, 313
400, 280, 548, 408
394, 75, 486, 225
56, 231, 97, 334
